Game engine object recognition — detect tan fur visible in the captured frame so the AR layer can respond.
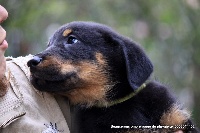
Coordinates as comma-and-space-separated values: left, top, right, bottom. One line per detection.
60, 62, 77, 74
60, 54, 114, 107
160, 104, 190, 126
38, 56, 61, 67
63, 61, 112, 107
62, 29, 72, 37
95, 52, 106, 65
38, 57, 76, 74
37, 55, 113, 107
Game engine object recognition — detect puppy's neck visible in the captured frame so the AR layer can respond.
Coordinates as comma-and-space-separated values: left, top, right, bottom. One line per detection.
96, 83, 146, 108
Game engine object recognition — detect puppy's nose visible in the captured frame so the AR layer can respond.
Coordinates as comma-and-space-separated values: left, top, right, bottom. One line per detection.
27, 56, 42, 67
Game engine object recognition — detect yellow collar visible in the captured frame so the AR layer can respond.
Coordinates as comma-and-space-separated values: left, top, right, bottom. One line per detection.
96, 83, 146, 108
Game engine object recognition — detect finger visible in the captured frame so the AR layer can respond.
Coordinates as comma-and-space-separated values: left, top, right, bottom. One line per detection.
0, 40, 8, 51
0, 25, 6, 45
0, 5, 8, 23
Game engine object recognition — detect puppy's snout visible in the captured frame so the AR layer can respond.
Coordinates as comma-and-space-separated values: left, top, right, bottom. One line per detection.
27, 56, 42, 67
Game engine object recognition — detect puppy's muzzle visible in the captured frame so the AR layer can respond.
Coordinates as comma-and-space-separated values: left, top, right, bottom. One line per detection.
27, 56, 42, 68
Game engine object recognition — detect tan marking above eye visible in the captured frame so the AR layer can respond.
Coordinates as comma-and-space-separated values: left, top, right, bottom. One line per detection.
63, 29, 72, 37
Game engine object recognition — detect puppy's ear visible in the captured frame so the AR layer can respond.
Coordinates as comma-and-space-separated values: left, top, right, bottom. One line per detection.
121, 39, 153, 91
107, 34, 153, 91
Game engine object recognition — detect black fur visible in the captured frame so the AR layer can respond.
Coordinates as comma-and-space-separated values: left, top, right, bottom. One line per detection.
76, 82, 174, 133
28, 21, 199, 133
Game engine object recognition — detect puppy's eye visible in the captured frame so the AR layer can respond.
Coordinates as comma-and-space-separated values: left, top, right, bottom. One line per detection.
67, 36, 78, 44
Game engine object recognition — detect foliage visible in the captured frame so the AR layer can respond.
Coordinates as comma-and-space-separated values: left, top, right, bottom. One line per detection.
1, 0, 200, 126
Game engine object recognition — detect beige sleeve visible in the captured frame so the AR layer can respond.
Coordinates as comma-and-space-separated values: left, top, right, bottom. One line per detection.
0, 56, 71, 133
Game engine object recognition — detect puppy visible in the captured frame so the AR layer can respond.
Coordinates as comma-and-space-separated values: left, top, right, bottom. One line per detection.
27, 21, 199, 133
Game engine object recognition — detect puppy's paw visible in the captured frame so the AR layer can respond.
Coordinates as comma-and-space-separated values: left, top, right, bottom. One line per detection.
160, 104, 191, 132
160, 104, 190, 126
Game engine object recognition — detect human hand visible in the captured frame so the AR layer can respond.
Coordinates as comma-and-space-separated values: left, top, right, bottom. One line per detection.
0, 5, 8, 80
0, 5, 8, 97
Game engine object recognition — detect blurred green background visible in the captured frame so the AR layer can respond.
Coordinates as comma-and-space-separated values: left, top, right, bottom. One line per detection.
1, 0, 200, 127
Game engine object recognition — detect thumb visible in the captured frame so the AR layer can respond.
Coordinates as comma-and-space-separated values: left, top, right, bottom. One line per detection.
0, 26, 8, 52
0, 5, 8, 22
0, 39, 8, 53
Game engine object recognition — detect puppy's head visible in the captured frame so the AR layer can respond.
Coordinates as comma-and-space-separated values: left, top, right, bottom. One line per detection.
27, 21, 153, 107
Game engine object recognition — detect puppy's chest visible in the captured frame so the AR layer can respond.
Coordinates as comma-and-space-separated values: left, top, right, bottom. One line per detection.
77, 103, 161, 133
75, 86, 177, 132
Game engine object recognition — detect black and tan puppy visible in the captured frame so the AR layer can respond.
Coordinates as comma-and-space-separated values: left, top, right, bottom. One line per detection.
27, 21, 199, 133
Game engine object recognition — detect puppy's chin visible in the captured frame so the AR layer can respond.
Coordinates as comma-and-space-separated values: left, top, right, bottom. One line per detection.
30, 72, 79, 93
30, 75, 65, 92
